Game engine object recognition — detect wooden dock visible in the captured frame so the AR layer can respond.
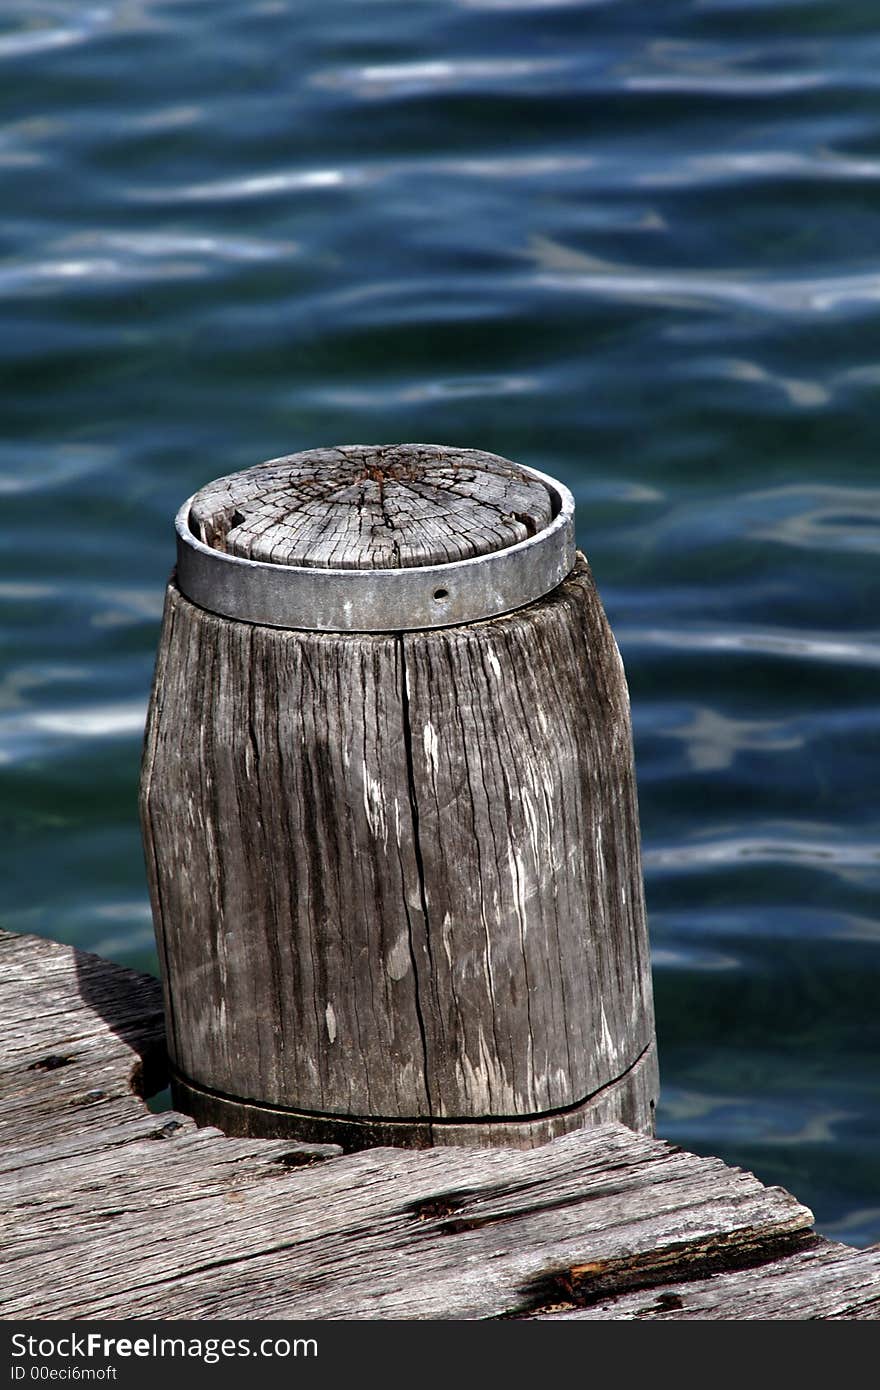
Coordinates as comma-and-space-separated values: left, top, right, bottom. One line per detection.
3, 927, 878, 1320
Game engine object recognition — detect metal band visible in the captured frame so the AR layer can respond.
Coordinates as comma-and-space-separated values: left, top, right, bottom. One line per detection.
175, 465, 576, 633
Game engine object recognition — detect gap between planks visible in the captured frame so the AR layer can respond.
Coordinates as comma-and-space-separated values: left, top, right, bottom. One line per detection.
2, 929, 878, 1320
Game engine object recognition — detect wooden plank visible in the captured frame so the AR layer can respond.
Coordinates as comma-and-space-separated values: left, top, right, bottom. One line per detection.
0, 927, 168, 1148
531, 1238, 880, 1320
0, 928, 337, 1166
3, 1110, 816, 1320
3, 930, 878, 1321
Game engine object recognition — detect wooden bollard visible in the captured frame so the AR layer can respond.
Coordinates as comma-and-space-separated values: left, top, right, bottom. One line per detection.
140, 444, 658, 1149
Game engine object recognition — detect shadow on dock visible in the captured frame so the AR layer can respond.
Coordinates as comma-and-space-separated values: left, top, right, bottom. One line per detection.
74, 945, 168, 1099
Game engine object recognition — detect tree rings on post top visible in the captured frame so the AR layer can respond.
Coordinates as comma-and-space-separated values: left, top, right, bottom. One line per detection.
175, 444, 576, 633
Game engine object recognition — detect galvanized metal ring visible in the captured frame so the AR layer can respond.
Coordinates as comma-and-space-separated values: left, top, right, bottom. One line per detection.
174, 465, 576, 633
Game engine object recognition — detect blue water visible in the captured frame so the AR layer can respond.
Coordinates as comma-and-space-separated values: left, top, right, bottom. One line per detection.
2, 0, 878, 1246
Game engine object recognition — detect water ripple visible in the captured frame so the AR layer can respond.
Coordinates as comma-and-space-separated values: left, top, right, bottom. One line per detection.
0, 700, 147, 765
310, 57, 571, 99
747, 485, 880, 554
652, 945, 741, 972
645, 833, 880, 874
0, 5, 111, 59
652, 705, 804, 773
0, 444, 113, 495
137, 167, 362, 204
619, 624, 880, 668
532, 257, 880, 317
640, 148, 880, 189
694, 357, 830, 409
651, 907, 880, 945
622, 72, 826, 97
0, 231, 297, 296
661, 1087, 857, 1148
310, 374, 538, 408
455, 0, 605, 9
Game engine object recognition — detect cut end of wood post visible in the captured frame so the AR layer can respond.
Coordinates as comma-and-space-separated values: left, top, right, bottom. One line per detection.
174, 443, 577, 632
189, 443, 554, 569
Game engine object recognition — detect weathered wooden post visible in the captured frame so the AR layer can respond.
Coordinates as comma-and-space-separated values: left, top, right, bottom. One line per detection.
140, 444, 657, 1149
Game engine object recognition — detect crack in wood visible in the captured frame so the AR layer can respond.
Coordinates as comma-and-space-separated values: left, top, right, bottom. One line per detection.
27, 1054, 74, 1072
507, 1230, 821, 1318
398, 636, 435, 1115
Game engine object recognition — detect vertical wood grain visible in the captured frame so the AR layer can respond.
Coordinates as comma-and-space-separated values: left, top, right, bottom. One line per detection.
141, 552, 657, 1139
